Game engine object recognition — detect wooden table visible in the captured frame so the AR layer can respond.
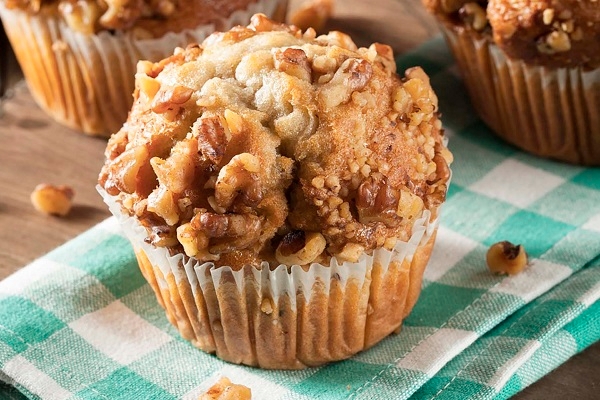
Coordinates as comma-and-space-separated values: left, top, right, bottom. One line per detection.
0, 0, 597, 398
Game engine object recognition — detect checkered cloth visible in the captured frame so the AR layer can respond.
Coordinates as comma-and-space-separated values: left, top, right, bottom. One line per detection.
1, 36, 599, 400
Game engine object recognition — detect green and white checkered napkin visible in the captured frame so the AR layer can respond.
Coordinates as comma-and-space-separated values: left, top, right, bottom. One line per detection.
1, 37, 599, 400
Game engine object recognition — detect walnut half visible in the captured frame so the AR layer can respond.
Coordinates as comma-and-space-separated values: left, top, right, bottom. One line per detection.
275, 230, 326, 266
30, 184, 74, 217
199, 377, 252, 400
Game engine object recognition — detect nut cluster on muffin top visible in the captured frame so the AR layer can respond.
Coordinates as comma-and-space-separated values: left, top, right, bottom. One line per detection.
423, 0, 600, 69
3, 0, 259, 36
98, 14, 452, 269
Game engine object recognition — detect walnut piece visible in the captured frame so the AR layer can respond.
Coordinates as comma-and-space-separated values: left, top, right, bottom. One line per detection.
30, 184, 74, 217
192, 212, 262, 254
274, 48, 312, 82
319, 58, 373, 108
58, 0, 103, 35
356, 176, 400, 227
290, 0, 334, 32
214, 154, 262, 210
152, 85, 194, 114
199, 377, 252, 400
275, 231, 327, 266
459, 2, 488, 31
195, 115, 232, 166
486, 241, 529, 275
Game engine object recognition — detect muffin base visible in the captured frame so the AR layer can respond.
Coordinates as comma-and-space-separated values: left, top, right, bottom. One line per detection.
440, 24, 600, 165
100, 187, 438, 369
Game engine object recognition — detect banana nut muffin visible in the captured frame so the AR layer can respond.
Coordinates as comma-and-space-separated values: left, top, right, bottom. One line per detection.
98, 14, 452, 368
0, 0, 288, 136
3, 0, 279, 36
423, 0, 600, 164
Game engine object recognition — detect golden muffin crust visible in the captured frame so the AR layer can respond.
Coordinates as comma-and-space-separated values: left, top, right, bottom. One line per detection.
3, 0, 259, 36
98, 14, 451, 269
423, 0, 600, 69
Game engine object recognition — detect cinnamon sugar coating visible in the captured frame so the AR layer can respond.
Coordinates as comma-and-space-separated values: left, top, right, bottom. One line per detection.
98, 14, 452, 269
423, 0, 600, 69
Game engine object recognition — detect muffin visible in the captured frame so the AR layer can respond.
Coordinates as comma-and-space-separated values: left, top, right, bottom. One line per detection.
422, 0, 600, 165
0, 0, 288, 136
98, 14, 452, 369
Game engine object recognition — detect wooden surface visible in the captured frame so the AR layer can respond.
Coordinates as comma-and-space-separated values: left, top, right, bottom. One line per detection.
0, 0, 598, 398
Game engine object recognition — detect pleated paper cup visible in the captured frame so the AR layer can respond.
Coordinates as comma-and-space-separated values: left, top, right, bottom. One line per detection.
99, 187, 439, 369
440, 24, 600, 165
0, 0, 288, 137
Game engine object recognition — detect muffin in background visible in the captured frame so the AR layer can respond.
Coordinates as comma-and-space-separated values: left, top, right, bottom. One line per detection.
98, 14, 452, 368
1, 18, 23, 99
0, 0, 288, 136
422, 0, 600, 165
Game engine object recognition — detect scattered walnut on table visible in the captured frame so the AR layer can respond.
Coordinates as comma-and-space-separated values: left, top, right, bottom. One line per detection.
199, 377, 252, 400
486, 241, 529, 275
30, 184, 74, 217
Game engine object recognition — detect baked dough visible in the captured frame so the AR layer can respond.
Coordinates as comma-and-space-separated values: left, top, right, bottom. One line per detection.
99, 14, 452, 270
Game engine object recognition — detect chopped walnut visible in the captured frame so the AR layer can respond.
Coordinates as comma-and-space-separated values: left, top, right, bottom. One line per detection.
356, 176, 400, 227
335, 242, 365, 263
99, 0, 143, 31
542, 8, 555, 25
319, 58, 373, 108
538, 30, 571, 54
195, 115, 232, 166
396, 189, 424, 224
274, 48, 312, 82
30, 184, 75, 217
486, 241, 529, 275
177, 222, 209, 258
136, 74, 161, 101
275, 231, 326, 265
214, 154, 262, 210
58, 1, 103, 35
459, 2, 488, 31
191, 211, 262, 254
199, 377, 252, 400
482, 0, 599, 68
152, 86, 194, 114
290, 0, 334, 32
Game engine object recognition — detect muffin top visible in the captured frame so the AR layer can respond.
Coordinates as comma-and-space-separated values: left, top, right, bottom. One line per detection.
3, 0, 259, 36
98, 14, 452, 269
423, 0, 600, 69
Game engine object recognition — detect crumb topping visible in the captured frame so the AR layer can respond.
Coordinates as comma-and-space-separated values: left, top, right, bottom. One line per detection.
423, 0, 600, 69
199, 377, 252, 400
3, 0, 260, 36
98, 14, 452, 269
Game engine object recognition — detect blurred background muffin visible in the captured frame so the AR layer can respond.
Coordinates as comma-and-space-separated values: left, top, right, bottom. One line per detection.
0, 19, 21, 100
422, 0, 600, 165
0, 0, 289, 136
98, 14, 452, 368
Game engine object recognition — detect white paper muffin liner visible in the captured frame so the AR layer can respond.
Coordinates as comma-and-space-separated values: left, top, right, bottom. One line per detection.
99, 186, 439, 369
0, 0, 288, 136
440, 24, 600, 165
